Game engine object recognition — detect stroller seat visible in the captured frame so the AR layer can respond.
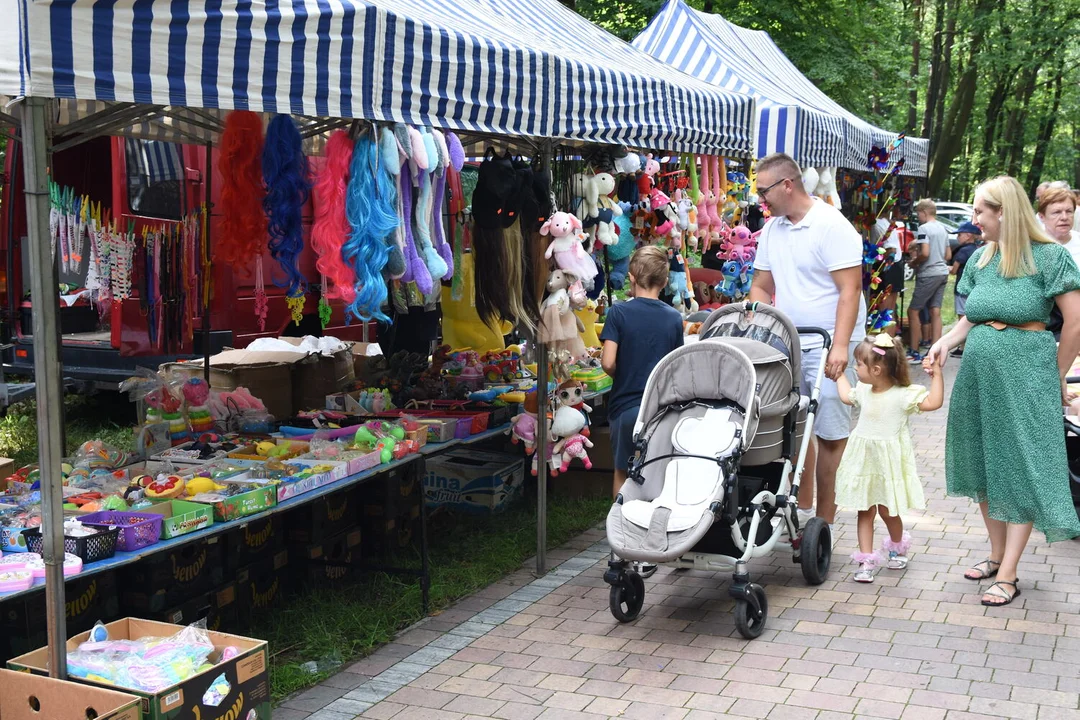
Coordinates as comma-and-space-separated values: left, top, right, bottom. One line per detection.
622, 408, 740, 533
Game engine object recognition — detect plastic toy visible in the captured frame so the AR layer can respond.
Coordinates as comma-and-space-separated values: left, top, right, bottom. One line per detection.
144, 475, 186, 499
185, 477, 226, 496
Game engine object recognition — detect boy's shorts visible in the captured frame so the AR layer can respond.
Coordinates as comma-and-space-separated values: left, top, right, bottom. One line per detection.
954, 293, 967, 317
610, 405, 641, 472
910, 274, 948, 311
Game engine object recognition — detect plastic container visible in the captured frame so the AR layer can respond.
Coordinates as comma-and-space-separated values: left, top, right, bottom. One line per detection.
0, 569, 33, 592
79, 511, 164, 552
22, 525, 120, 563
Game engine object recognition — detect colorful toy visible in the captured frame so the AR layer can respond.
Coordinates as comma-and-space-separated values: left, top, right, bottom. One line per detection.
508, 392, 540, 454
185, 477, 226, 496
555, 433, 594, 472
541, 211, 597, 287
144, 475, 186, 500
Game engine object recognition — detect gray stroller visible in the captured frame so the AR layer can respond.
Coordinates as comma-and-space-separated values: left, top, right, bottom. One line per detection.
604, 302, 832, 639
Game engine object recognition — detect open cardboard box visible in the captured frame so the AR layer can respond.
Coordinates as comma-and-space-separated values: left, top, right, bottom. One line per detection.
0, 668, 141, 720
7, 618, 270, 720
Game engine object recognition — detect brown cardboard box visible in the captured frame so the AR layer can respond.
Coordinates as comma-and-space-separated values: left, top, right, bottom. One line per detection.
8, 619, 270, 720
0, 669, 140, 720
163, 354, 297, 421
286, 339, 355, 412
0, 458, 14, 487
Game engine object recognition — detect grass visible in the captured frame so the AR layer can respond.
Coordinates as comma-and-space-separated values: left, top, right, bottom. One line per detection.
900, 275, 959, 333
0, 394, 134, 467
257, 494, 611, 702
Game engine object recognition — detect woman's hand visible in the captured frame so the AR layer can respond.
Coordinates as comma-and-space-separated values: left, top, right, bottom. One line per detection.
925, 338, 951, 369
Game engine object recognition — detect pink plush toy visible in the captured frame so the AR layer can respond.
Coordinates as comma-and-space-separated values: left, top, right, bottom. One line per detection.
696, 155, 712, 246
541, 211, 597, 286
508, 393, 540, 455
718, 225, 758, 263
555, 433, 594, 471
650, 189, 679, 238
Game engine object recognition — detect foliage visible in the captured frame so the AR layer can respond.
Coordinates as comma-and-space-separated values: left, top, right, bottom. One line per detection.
571, 0, 1080, 199
0, 395, 133, 466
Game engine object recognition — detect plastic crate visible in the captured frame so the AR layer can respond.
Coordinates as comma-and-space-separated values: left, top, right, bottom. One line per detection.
79, 511, 163, 552
22, 525, 119, 563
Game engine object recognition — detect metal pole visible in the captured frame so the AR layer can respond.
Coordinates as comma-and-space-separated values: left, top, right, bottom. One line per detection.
20, 96, 68, 679
203, 142, 213, 383
535, 141, 553, 576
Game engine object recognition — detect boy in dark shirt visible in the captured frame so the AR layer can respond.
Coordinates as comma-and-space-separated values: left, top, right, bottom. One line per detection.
949, 221, 981, 357
600, 245, 685, 501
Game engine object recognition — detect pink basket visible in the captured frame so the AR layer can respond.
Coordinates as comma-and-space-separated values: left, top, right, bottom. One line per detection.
79, 511, 163, 552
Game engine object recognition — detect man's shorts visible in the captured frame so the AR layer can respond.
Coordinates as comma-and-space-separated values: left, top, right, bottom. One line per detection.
909, 274, 948, 311
954, 293, 967, 317
800, 341, 858, 442
610, 405, 640, 472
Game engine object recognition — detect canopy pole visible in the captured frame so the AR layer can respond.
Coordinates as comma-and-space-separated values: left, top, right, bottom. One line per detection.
535, 141, 553, 577
203, 142, 213, 384
21, 96, 68, 679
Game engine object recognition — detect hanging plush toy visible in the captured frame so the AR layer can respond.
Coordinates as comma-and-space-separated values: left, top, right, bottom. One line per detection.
719, 260, 741, 299
541, 212, 597, 288
609, 205, 634, 290
538, 269, 587, 360
667, 248, 694, 312
592, 173, 622, 247
509, 392, 540, 454
572, 173, 601, 223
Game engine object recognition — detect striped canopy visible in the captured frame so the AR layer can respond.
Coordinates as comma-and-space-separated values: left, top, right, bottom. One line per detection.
633, 0, 928, 177
0, 0, 757, 157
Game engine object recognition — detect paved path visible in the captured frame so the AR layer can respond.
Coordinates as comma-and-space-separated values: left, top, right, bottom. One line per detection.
281, 359, 1080, 720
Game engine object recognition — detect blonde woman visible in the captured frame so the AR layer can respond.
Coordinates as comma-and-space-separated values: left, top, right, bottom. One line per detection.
926, 176, 1080, 607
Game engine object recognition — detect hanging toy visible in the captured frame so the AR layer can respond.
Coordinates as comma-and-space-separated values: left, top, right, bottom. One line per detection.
430, 129, 455, 279
262, 115, 312, 324
540, 212, 597, 287
414, 130, 449, 282
379, 127, 408, 279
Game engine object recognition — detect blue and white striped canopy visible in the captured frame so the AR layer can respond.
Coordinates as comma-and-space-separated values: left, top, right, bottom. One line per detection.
1, 0, 757, 157
633, 0, 928, 177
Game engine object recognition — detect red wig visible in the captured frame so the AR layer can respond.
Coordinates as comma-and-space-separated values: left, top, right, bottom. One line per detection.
215, 111, 267, 267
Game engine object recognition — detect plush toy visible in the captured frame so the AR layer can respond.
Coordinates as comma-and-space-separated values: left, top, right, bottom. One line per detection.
572, 173, 600, 222
555, 433, 594, 472
816, 167, 841, 209
541, 212, 597, 287
555, 379, 592, 436
637, 153, 660, 198
550, 404, 587, 441
539, 270, 588, 360
508, 392, 540, 454
614, 152, 640, 176
650, 189, 678, 239
718, 224, 758, 264
801, 167, 820, 195
719, 260, 741, 299
736, 258, 755, 297
667, 249, 694, 312
592, 173, 622, 246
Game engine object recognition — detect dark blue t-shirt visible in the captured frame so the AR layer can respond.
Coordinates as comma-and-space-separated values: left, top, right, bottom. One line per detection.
599, 298, 684, 421
953, 243, 978, 288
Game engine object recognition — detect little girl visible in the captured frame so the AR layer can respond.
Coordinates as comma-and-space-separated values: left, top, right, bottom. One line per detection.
835, 334, 944, 583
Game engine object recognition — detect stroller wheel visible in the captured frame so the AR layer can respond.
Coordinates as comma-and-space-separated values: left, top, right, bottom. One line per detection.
609, 572, 646, 623
734, 584, 768, 639
800, 517, 832, 586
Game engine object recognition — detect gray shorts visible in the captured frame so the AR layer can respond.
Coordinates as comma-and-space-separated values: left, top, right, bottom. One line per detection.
800, 341, 859, 442
910, 274, 948, 311
954, 292, 967, 317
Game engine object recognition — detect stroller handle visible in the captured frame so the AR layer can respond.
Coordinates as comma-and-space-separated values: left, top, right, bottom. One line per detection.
1066, 418, 1080, 436
795, 326, 833, 351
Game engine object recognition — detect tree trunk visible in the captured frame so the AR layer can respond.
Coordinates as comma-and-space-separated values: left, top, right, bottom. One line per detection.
908, 0, 923, 131
934, 0, 957, 138
921, 0, 946, 137
703, 0, 715, 11
1024, 62, 1065, 194
929, 64, 978, 196
1073, 124, 1080, 189
977, 75, 1013, 179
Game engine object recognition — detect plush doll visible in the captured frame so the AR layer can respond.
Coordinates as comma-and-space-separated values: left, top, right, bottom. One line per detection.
592, 173, 623, 246
718, 260, 741, 299
608, 207, 634, 289
541, 212, 597, 287
509, 392, 540, 454
555, 379, 593, 436
719, 225, 758, 264
550, 403, 587, 443
650, 189, 679, 240
736, 258, 755, 297
667, 248, 694, 312
802, 167, 820, 195
568, 276, 588, 311
817, 167, 841, 209
696, 156, 712, 246
539, 270, 588, 360
614, 152, 640, 176
555, 433, 594, 471
572, 173, 600, 222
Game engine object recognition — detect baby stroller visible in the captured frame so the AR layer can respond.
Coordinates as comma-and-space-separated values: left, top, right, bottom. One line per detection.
604, 302, 832, 639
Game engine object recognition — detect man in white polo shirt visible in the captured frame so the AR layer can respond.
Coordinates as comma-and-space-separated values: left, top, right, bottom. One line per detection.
749, 153, 866, 527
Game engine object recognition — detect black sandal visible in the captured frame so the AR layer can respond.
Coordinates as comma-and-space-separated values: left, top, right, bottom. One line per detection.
981, 580, 1021, 607
965, 559, 1000, 581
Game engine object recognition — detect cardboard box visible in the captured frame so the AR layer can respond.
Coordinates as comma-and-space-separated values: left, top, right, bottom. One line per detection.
222, 515, 285, 573
287, 339, 355, 412
8, 619, 270, 720
0, 458, 14, 487
292, 526, 362, 587
424, 450, 525, 514
0, 668, 140, 720
143, 499, 215, 539
285, 487, 360, 545
152, 583, 238, 635
162, 353, 297, 421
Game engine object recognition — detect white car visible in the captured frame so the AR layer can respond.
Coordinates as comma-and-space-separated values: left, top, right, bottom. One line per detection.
934, 201, 974, 230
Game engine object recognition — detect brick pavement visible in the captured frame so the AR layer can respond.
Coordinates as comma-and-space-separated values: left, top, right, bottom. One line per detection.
282, 359, 1080, 720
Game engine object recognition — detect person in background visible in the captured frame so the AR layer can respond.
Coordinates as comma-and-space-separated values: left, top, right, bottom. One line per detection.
907, 199, 951, 363
926, 175, 1080, 607
948, 221, 982, 357
873, 215, 905, 338
1073, 189, 1080, 233
750, 152, 866, 529
1038, 186, 1080, 267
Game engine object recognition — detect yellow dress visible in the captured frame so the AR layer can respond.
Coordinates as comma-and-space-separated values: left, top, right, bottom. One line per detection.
835, 383, 928, 515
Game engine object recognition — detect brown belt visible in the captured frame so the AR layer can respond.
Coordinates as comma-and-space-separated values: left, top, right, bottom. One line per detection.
984, 320, 1047, 332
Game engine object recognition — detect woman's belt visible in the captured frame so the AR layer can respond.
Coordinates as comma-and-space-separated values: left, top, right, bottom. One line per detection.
984, 320, 1047, 332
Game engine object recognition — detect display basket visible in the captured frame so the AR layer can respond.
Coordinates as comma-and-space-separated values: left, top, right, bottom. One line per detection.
22, 525, 120, 563
79, 510, 164, 552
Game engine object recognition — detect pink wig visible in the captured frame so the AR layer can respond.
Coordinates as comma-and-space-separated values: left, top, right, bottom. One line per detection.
312, 130, 358, 303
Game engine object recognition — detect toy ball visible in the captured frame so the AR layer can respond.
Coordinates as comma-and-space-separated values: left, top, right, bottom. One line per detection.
88, 622, 109, 643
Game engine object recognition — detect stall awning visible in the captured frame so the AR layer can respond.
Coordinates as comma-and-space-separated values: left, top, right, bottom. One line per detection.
633, 0, 928, 176
1, 0, 757, 157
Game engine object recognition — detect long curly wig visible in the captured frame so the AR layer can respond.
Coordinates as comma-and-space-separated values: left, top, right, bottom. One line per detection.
215, 111, 267, 267
262, 115, 311, 297
311, 130, 357, 303
344, 135, 398, 323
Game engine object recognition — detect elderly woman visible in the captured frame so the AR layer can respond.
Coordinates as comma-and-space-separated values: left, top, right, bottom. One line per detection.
926, 176, 1080, 607
1038, 186, 1080, 266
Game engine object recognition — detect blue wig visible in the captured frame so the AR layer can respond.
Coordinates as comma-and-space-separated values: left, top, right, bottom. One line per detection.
262, 115, 311, 298
344, 136, 399, 323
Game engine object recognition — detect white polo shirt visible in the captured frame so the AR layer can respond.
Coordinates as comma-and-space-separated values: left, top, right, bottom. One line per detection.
754, 199, 867, 345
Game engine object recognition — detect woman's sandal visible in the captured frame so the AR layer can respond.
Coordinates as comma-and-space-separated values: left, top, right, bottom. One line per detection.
981, 580, 1021, 607
964, 559, 1000, 581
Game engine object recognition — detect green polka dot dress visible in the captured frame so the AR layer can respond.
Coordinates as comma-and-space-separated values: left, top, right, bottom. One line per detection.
946, 241, 1080, 542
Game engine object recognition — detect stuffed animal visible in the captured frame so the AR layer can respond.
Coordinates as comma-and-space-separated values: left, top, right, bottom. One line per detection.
572, 173, 600, 221
719, 260, 741, 299
650, 189, 680, 242
592, 173, 623, 246
736, 258, 755, 297
667, 249, 694, 312
718, 224, 758, 264
508, 392, 540, 454
541, 212, 597, 287
801, 167, 820, 195
539, 270, 588, 360
555, 433, 594, 471
614, 152, 641, 176
550, 404, 587, 442
555, 379, 592, 436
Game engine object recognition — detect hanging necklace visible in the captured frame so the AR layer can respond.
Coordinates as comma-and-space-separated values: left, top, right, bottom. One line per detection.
254, 257, 268, 333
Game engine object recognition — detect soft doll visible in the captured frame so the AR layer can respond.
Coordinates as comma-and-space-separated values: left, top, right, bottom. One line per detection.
650, 188, 679, 240
555, 378, 593, 436
572, 172, 600, 222
696, 155, 713, 245
541, 211, 597, 287
539, 270, 587, 360
614, 152, 640, 176
719, 260, 741, 299
736, 257, 755, 297
667, 248, 694, 312
719, 224, 757, 264
592, 173, 623, 247
708, 156, 725, 230
816, 167, 841, 209
550, 403, 587, 442
555, 433, 594, 471
509, 392, 540, 454
608, 206, 634, 288
636, 153, 660, 198
802, 167, 820, 196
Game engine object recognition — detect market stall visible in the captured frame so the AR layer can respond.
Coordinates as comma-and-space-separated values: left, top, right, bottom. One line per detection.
0, 0, 760, 691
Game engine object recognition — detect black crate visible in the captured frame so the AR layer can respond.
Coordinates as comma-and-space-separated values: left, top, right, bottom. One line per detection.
292, 526, 363, 587
151, 582, 238, 634
235, 550, 290, 629
285, 486, 360, 546
119, 537, 224, 613
222, 515, 286, 573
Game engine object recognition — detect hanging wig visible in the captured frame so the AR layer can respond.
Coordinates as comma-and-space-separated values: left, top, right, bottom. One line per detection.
503, 220, 535, 332
311, 130, 357, 303
262, 115, 311, 298
344, 135, 398, 323
472, 150, 520, 329
216, 111, 267, 266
